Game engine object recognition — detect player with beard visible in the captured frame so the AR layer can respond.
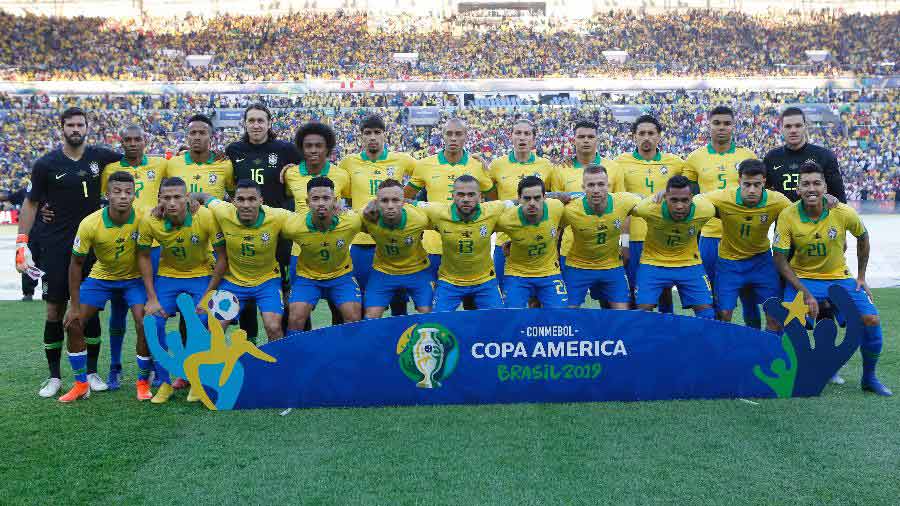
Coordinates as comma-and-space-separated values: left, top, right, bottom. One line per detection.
15, 107, 121, 398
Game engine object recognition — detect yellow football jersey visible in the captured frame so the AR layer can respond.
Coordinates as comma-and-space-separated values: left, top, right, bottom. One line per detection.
632, 195, 716, 267
408, 150, 494, 255
284, 161, 351, 256
773, 202, 865, 280
618, 151, 686, 242
705, 188, 791, 261
340, 148, 417, 245
552, 154, 624, 256
166, 153, 234, 200
684, 143, 757, 238
496, 199, 565, 277
102, 156, 168, 214
292, 211, 362, 281
562, 193, 641, 270
137, 206, 224, 278
489, 151, 556, 246
361, 204, 430, 275
418, 200, 511, 286
207, 199, 304, 286
72, 207, 141, 280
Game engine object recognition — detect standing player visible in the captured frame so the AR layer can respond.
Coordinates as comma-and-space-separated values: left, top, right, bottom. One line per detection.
100, 124, 169, 389
631, 176, 716, 318
286, 177, 363, 331
339, 115, 417, 316
764, 107, 847, 203
489, 119, 555, 291
359, 179, 433, 318
704, 160, 792, 332
283, 121, 350, 326
418, 175, 510, 311
684, 106, 763, 328
15, 107, 122, 398
773, 162, 891, 396
192, 180, 304, 342
405, 118, 496, 279
166, 114, 235, 200
495, 176, 567, 308
60, 171, 150, 402
138, 177, 228, 404
226, 103, 302, 338
616, 114, 685, 312
561, 165, 638, 309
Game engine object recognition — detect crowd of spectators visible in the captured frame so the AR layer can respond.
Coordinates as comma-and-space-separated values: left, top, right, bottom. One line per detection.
0, 10, 897, 81
1, 89, 897, 200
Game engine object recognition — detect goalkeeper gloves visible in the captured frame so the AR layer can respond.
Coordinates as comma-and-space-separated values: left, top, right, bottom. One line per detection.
15, 234, 35, 273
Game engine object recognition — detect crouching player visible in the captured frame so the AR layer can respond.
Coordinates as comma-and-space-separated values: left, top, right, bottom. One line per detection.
360, 179, 433, 318
561, 165, 638, 309
60, 171, 150, 402
773, 161, 892, 396
138, 177, 228, 403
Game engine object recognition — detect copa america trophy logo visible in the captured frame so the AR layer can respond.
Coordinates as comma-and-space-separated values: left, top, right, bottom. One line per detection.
396, 323, 459, 389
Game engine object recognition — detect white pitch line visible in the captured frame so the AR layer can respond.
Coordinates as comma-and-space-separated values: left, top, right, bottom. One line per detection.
738, 398, 759, 406
280, 408, 293, 416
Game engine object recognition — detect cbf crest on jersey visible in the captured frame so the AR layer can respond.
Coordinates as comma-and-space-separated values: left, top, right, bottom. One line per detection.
147, 170, 157, 181
190, 234, 200, 244
760, 214, 770, 224
208, 173, 218, 185
261, 232, 271, 244
659, 166, 669, 175
550, 227, 558, 238
130, 231, 139, 241
89, 161, 100, 177
404, 235, 414, 246
268, 153, 278, 166
386, 166, 396, 178
336, 239, 346, 249
688, 225, 696, 236
827, 227, 838, 240
479, 225, 488, 237
613, 218, 622, 230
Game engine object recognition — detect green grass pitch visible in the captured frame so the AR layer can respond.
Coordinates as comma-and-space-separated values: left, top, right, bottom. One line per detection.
1, 292, 898, 505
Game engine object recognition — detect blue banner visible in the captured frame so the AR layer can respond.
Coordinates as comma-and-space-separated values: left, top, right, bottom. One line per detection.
146, 286, 863, 411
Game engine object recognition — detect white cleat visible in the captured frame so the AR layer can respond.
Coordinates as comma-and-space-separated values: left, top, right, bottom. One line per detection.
39, 378, 62, 398
87, 373, 109, 392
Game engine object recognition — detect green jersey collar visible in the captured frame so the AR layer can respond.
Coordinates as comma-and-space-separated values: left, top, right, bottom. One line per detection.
706, 141, 736, 155
508, 151, 536, 164
583, 194, 613, 216
798, 199, 829, 223
299, 160, 331, 177
438, 150, 469, 166
378, 208, 408, 230
662, 201, 695, 222
361, 147, 388, 162
236, 207, 266, 229
451, 203, 481, 222
120, 155, 149, 168
632, 150, 662, 162
572, 153, 602, 169
185, 152, 215, 165
102, 207, 136, 228
736, 188, 768, 208
518, 202, 549, 226
306, 212, 339, 232
164, 210, 193, 231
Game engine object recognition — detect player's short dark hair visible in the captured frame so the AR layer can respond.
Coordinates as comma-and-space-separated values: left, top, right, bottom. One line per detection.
632, 114, 663, 134
107, 170, 135, 188
295, 122, 337, 156
160, 177, 187, 190
798, 160, 824, 177
584, 164, 608, 176
187, 113, 214, 132
666, 175, 692, 192
518, 175, 545, 197
235, 178, 261, 193
242, 103, 275, 142
780, 107, 806, 123
573, 119, 598, 133
307, 176, 335, 193
454, 174, 479, 186
60, 107, 87, 127
738, 159, 767, 179
512, 118, 536, 134
360, 114, 386, 132
377, 179, 404, 191
709, 105, 735, 119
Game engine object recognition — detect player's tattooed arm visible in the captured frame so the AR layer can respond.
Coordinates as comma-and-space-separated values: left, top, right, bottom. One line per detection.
188, 192, 214, 206
773, 251, 819, 319
855, 232, 872, 299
